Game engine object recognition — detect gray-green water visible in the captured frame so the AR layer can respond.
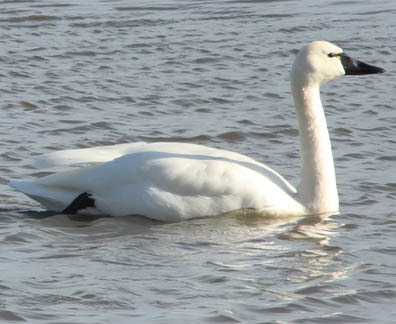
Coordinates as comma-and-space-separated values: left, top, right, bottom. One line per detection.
1, 0, 395, 323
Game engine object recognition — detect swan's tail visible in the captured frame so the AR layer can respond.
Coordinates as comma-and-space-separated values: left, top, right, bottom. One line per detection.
9, 179, 77, 212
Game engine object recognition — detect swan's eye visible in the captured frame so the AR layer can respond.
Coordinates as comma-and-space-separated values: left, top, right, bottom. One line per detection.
328, 53, 342, 59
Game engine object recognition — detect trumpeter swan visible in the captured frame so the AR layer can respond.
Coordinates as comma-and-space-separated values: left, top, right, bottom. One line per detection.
9, 41, 385, 221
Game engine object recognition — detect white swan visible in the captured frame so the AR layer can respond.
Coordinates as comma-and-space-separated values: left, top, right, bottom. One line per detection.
9, 41, 384, 222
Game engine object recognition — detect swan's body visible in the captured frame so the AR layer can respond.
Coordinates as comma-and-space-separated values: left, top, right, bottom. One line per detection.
11, 142, 305, 221
9, 41, 384, 221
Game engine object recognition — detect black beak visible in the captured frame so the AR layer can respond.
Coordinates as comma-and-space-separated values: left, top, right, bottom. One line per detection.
340, 53, 385, 75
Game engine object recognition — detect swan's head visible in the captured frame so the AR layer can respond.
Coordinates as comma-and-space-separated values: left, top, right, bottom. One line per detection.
291, 41, 385, 85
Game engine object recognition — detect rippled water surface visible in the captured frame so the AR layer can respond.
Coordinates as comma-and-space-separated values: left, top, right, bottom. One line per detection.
1, 0, 396, 323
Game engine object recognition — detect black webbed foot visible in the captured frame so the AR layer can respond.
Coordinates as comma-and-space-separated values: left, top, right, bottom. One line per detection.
62, 192, 95, 214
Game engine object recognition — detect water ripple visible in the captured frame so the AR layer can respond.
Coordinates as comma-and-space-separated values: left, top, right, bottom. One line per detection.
0, 0, 395, 323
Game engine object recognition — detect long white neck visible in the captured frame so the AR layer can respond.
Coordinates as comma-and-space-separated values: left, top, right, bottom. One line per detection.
291, 76, 339, 214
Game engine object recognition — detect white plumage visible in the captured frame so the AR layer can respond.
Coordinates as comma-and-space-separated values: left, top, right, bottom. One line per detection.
11, 142, 303, 221
9, 41, 384, 221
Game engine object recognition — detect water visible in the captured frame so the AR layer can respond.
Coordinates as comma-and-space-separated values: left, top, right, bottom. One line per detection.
1, 0, 395, 322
